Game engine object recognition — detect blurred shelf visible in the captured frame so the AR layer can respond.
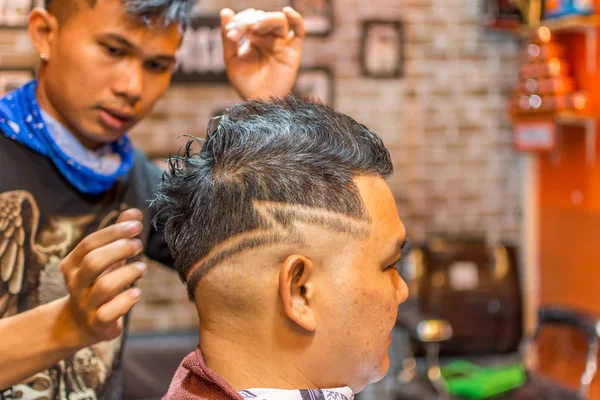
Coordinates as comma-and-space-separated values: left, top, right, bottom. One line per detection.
540, 15, 598, 33
0, 25, 27, 30
554, 111, 596, 124
511, 111, 595, 123
518, 15, 599, 36
517, 15, 598, 73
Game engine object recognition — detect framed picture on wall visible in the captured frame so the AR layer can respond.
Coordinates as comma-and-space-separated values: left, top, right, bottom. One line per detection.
360, 20, 403, 79
289, 0, 333, 36
293, 67, 334, 106
0, 0, 35, 27
171, 15, 229, 83
0, 69, 35, 97
482, 0, 524, 30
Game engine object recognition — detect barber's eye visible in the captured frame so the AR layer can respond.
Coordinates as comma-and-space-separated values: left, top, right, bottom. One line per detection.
386, 262, 398, 271
103, 44, 125, 58
146, 61, 169, 74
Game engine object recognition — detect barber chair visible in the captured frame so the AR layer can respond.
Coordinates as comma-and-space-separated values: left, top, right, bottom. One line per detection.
123, 330, 198, 400
393, 236, 523, 398
414, 236, 523, 357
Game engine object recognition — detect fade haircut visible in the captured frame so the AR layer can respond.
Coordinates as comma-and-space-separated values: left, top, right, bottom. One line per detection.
45, 0, 194, 27
153, 96, 393, 300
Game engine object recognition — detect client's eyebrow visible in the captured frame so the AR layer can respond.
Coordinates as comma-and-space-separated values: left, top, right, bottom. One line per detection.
383, 238, 407, 267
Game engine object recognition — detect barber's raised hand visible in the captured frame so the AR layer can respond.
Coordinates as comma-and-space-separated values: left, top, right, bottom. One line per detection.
221, 7, 305, 100
60, 209, 147, 346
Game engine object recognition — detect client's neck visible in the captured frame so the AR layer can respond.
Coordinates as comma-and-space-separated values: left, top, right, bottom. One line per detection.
199, 326, 317, 391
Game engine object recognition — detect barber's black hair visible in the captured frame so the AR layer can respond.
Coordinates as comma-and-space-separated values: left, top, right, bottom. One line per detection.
45, 0, 194, 27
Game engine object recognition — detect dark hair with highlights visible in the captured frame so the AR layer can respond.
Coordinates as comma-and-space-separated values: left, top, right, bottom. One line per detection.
153, 96, 393, 300
45, 0, 194, 27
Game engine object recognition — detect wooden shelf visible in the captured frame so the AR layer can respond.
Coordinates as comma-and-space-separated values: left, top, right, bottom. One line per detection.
540, 15, 598, 33
519, 15, 599, 36
0, 25, 28, 30
553, 111, 595, 124
511, 112, 594, 123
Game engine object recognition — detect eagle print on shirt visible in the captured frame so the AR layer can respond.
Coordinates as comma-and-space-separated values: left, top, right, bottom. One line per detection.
0, 190, 127, 400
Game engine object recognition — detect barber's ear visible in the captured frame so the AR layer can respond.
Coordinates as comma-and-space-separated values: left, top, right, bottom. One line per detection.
28, 8, 59, 62
279, 255, 317, 332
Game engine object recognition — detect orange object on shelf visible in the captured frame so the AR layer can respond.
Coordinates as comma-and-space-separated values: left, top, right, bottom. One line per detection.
530, 26, 553, 43
527, 43, 565, 60
542, 58, 571, 77
511, 25, 582, 118
509, 92, 587, 116
520, 59, 571, 80
568, 91, 588, 111
518, 77, 575, 94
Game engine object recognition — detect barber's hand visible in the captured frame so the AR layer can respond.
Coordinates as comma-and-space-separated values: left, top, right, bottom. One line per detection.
60, 209, 147, 346
221, 7, 305, 100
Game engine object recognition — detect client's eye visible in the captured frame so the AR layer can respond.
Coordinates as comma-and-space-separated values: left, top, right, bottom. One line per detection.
386, 262, 398, 271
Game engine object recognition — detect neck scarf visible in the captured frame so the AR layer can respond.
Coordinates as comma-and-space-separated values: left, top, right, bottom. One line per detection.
0, 80, 133, 195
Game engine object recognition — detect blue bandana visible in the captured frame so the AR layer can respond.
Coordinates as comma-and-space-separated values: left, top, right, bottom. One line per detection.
0, 80, 134, 195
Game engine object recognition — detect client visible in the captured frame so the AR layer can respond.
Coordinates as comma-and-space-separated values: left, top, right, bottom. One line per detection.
154, 96, 409, 399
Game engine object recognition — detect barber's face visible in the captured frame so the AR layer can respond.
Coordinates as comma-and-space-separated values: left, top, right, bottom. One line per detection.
37, 0, 181, 147
316, 176, 408, 392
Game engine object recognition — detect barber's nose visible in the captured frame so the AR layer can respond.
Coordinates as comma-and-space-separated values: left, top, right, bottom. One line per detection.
114, 63, 143, 105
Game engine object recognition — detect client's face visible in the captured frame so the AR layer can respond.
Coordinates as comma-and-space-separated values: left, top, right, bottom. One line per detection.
315, 176, 408, 392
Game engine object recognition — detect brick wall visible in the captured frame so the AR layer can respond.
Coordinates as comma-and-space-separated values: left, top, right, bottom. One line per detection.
0, 0, 523, 332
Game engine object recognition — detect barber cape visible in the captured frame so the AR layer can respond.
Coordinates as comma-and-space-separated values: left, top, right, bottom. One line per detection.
238, 388, 354, 400
164, 347, 355, 400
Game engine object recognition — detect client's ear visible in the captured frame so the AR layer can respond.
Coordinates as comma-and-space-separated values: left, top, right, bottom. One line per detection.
279, 255, 317, 332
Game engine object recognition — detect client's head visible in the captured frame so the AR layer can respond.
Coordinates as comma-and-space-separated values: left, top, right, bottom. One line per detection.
154, 96, 408, 393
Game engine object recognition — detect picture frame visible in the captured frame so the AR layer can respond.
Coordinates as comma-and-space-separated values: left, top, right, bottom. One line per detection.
0, 68, 35, 97
171, 15, 229, 84
292, 67, 334, 106
482, 0, 524, 30
289, 0, 333, 37
0, 0, 35, 28
360, 20, 403, 79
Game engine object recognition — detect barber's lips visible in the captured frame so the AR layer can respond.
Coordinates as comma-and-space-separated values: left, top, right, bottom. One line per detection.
98, 108, 134, 130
